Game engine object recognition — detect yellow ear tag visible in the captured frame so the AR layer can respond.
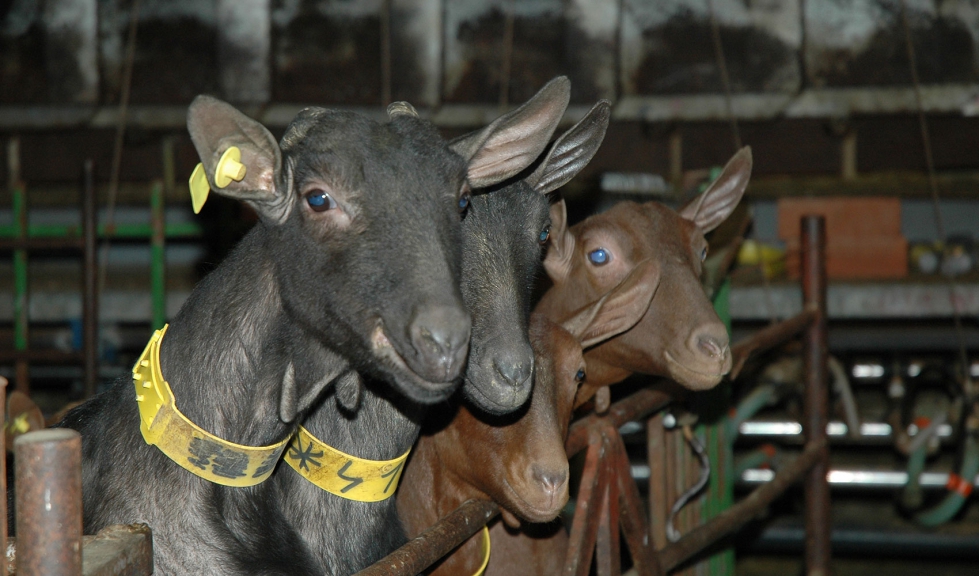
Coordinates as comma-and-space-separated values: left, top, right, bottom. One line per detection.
188, 163, 211, 214
214, 146, 247, 189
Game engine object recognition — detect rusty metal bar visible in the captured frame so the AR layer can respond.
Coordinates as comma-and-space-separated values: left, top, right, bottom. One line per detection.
355, 499, 498, 576
0, 238, 87, 250
802, 216, 831, 575
0, 350, 86, 363
612, 427, 663, 576
657, 439, 827, 571
563, 431, 608, 576
0, 376, 7, 576
596, 441, 621, 576
15, 429, 83, 575
647, 413, 668, 550
567, 389, 671, 455
83, 160, 99, 398
728, 307, 819, 380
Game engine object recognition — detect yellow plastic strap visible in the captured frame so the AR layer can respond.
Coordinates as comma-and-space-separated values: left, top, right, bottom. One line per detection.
132, 325, 289, 487
285, 426, 409, 502
473, 526, 491, 576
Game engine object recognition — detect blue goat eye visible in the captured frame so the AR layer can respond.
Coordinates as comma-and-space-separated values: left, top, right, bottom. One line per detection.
701, 247, 708, 261
575, 369, 585, 383
588, 248, 610, 266
538, 226, 550, 244
305, 189, 337, 212
458, 193, 470, 213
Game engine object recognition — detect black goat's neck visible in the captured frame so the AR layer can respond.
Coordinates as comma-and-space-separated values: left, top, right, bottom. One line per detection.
302, 376, 425, 462
158, 226, 347, 448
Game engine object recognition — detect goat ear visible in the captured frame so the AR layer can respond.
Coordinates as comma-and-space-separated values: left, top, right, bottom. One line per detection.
561, 258, 660, 349
450, 76, 570, 188
187, 95, 291, 224
543, 198, 575, 282
334, 370, 363, 413
525, 100, 611, 194
679, 146, 752, 233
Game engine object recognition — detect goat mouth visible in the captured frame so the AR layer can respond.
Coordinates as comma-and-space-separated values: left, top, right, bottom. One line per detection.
664, 350, 729, 390
501, 478, 565, 523
370, 323, 456, 398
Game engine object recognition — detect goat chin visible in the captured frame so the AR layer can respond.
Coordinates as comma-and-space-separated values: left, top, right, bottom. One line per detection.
664, 350, 731, 391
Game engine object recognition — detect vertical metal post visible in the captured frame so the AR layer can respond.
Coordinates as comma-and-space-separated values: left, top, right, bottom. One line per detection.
150, 179, 166, 330
10, 138, 29, 394
801, 215, 831, 575
83, 160, 99, 398
647, 413, 667, 550
15, 429, 83, 576
0, 376, 8, 576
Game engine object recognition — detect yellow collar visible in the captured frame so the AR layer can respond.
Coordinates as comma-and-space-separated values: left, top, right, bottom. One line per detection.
473, 526, 491, 576
132, 325, 290, 487
285, 425, 409, 502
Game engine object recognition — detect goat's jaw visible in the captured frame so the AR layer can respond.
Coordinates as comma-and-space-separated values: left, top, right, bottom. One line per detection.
664, 349, 731, 391
370, 323, 459, 402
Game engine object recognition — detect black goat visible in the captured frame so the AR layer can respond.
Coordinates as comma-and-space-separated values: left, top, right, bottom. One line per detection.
269, 97, 612, 575
57, 84, 568, 575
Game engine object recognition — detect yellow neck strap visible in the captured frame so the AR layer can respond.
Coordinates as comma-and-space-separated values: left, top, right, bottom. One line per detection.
285, 425, 409, 502
132, 325, 290, 487
473, 526, 491, 576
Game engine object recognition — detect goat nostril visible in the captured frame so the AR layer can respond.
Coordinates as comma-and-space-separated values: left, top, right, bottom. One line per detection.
494, 359, 532, 388
532, 466, 568, 494
697, 336, 725, 359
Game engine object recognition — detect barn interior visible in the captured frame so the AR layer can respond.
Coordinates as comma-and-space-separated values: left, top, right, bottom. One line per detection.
3, 0, 979, 574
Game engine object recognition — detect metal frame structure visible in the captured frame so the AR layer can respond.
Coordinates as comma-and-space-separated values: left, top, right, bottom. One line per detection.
357, 215, 830, 575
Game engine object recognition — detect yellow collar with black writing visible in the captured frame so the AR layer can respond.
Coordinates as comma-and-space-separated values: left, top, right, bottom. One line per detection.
285, 425, 409, 502
132, 325, 290, 487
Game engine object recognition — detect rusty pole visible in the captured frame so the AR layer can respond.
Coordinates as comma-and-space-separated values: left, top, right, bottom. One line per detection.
83, 160, 99, 398
801, 215, 831, 576
15, 429, 83, 576
0, 376, 7, 576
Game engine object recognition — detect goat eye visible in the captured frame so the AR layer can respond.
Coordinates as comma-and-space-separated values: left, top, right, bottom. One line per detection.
458, 192, 471, 213
701, 247, 708, 262
575, 369, 585, 383
305, 189, 337, 212
538, 226, 550, 244
587, 248, 610, 266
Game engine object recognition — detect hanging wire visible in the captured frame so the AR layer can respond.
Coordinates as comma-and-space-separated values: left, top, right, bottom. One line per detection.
380, 0, 392, 106
499, 0, 516, 111
899, 0, 974, 398
706, 0, 742, 152
98, 0, 142, 300
666, 424, 712, 542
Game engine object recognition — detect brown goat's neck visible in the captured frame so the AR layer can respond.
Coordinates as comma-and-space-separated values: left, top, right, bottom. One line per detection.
397, 434, 489, 576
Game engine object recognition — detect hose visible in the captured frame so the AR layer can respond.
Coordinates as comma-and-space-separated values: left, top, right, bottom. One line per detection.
915, 426, 979, 527
666, 425, 711, 543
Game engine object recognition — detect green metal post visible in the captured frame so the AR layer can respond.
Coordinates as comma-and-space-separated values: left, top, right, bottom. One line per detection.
9, 138, 29, 393
150, 180, 166, 330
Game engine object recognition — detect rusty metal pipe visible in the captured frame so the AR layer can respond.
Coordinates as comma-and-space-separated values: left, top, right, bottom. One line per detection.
354, 499, 498, 576
566, 389, 671, 455
83, 160, 98, 398
0, 376, 7, 576
728, 307, 819, 380
801, 215, 831, 576
657, 439, 826, 571
15, 429, 83, 576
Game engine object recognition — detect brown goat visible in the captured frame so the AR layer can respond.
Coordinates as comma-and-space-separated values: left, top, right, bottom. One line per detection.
536, 147, 752, 405
396, 262, 658, 576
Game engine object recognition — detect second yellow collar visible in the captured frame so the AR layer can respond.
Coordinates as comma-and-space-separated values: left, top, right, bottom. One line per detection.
285, 425, 410, 502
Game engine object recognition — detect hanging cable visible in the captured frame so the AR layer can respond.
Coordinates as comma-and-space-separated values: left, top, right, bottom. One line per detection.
899, 0, 973, 399
706, 0, 742, 152
498, 0, 516, 111
98, 0, 142, 301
